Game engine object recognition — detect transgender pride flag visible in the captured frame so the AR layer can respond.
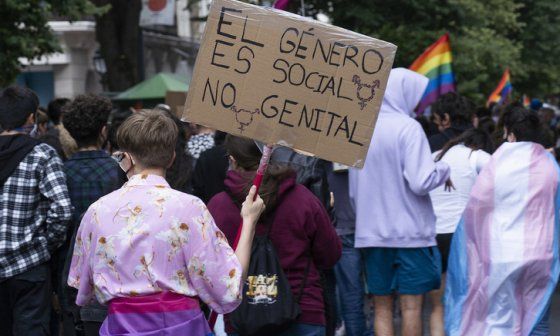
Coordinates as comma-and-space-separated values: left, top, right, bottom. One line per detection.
445, 142, 560, 336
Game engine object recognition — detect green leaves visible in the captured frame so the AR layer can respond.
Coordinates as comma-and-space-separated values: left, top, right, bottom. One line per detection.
300, 0, 559, 104
0, 0, 107, 87
516, 0, 560, 96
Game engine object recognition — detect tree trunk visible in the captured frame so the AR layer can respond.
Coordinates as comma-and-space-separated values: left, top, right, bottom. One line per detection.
93, 0, 142, 92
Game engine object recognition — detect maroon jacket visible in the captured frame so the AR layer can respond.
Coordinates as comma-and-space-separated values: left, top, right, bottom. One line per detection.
208, 170, 341, 328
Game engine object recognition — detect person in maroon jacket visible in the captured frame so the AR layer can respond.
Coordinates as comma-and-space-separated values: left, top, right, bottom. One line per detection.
208, 135, 341, 336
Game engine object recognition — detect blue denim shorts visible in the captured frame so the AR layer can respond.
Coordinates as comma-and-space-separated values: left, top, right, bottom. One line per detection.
363, 246, 441, 295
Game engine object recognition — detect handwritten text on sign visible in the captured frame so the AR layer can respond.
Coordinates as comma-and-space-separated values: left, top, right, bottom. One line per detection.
183, 0, 396, 167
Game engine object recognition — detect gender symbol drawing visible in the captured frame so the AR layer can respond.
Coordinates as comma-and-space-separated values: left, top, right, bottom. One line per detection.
352, 75, 381, 111
230, 106, 260, 132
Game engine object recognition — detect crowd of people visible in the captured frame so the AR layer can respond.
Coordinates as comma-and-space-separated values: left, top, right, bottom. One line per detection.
1, 66, 559, 336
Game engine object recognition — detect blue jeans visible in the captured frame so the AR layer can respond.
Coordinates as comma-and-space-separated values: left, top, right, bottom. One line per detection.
531, 306, 550, 336
228, 323, 325, 336
334, 234, 373, 336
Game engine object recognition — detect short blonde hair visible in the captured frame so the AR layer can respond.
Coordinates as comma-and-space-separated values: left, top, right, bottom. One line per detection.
117, 109, 178, 168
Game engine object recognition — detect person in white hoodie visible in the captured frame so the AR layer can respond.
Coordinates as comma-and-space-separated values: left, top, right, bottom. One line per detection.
349, 68, 451, 336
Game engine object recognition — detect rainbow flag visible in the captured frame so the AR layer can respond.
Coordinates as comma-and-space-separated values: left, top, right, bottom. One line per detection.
410, 33, 456, 114
487, 68, 512, 107
522, 94, 531, 108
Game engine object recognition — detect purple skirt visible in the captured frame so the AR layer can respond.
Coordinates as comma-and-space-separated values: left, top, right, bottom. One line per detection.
100, 292, 213, 336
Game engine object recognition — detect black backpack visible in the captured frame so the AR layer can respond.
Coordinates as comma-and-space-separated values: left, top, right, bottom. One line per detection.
230, 216, 311, 335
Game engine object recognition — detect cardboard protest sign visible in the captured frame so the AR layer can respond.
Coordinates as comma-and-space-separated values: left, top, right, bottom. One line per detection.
165, 91, 188, 117
182, 0, 396, 168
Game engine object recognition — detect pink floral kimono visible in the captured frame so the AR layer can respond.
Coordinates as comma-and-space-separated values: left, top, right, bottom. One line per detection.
68, 174, 243, 335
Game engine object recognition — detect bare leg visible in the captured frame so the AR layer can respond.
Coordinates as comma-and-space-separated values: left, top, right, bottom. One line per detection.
429, 274, 446, 336
400, 294, 423, 336
373, 295, 394, 336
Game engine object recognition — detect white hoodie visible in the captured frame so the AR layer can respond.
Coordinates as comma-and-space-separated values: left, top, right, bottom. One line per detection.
349, 68, 450, 248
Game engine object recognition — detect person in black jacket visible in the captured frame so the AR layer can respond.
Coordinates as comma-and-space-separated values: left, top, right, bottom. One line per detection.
428, 92, 475, 152
192, 131, 228, 204
0, 86, 73, 336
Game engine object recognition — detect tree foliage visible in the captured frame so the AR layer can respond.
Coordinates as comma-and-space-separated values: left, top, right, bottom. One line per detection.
516, 0, 560, 97
295, 0, 559, 104
3, 0, 558, 99
0, 0, 105, 87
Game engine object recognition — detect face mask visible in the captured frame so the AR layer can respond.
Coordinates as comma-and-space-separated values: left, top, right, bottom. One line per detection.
112, 152, 134, 176
28, 124, 39, 138
13, 124, 36, 136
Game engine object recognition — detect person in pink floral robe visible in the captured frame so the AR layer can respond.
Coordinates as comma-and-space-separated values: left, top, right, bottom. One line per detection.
68, 110, 264, 336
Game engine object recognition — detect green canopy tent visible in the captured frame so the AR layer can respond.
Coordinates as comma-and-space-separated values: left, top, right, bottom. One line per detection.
113, 73, 189, 109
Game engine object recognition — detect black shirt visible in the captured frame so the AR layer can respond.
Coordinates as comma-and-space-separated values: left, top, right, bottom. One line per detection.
192, 145, 228, 204
428, 125, 472, 152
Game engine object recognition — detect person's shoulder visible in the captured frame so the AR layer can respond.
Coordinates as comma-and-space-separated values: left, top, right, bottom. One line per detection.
428, 130, 444, 142
474, 148, 491, 158
34, 142, 58, 155
200, 144, 226, 159
390, 117, 424, 142
473, 148, 492, 167
165, 188, 210, 211
207, 191, 231, 208
95, 186, 123, 203
428, 132, 446, 149
31, 142, 62, 163
175, 189, 202, 202
97, 154, 120, 170
208, 190, 229, 201
283, 184, 322, 210
386, 115, 422, 134
170, 191, 228, 220
81, 191, 115, 220
63, 157, 79, 177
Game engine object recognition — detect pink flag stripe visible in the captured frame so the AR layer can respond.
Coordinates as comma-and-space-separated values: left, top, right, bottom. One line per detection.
108, 292, 200, 314
273, 0, 290, 10
459, 150, 496, 335
516, 145, 557, 334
